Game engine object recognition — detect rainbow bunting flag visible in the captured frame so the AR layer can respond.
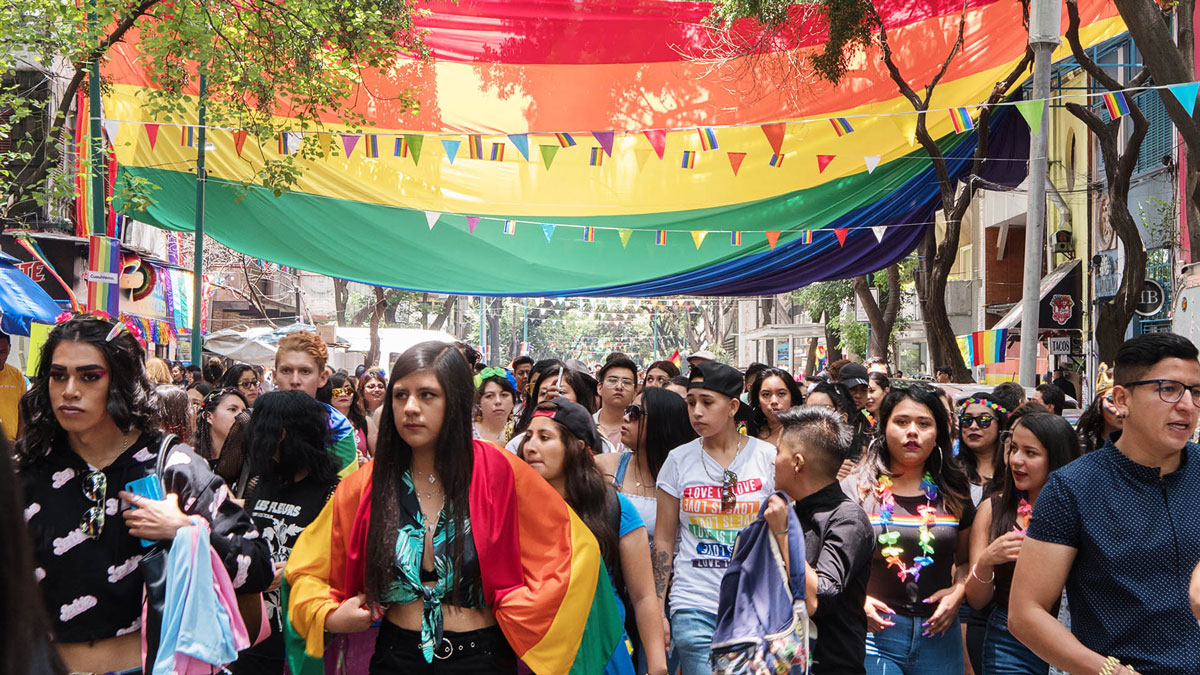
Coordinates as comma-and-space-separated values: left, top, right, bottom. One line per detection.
950, 107, 975, 133
394, 137, 408, 157
489, 142, 505, 161
584, 226, 596, 242
283, 442, 631, 675
181, 126, 194, 147
697, 127, 718, 150
468, 134, 484, 159
681, 150, 696, 169
655, 230, 668, 245
830, 117, 854, 136
86, 235, 121, 315
769, 153, 785, 168
800, 230, 813, 244
555, 132, 576, 147
503, 219, 518, 235
589, 147, 604, 166
968, 328, 1009, 366
1103, 91, 1130, 119
730, 231, 742, 246
365, 135, 380, 158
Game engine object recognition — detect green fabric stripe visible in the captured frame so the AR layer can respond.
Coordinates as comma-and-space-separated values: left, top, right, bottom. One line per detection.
281, 579, 325, 675
568, 564, 625, 675
117, 134, 967, 294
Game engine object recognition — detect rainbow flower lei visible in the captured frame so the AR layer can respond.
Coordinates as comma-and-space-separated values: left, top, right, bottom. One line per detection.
876, 472, 939, 582
1016, 496, 1033, 531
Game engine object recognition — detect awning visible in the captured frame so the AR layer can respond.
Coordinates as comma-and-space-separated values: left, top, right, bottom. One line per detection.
993, 259, 1082, 333
0, 251, 63, 336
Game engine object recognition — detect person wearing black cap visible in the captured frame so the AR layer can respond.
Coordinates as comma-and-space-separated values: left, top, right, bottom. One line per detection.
520, 398, 668, 675
652, 361, 778, 675
838, 362, 871, 412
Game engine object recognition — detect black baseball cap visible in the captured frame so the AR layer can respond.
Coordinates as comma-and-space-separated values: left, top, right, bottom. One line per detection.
688, 361, 743, 399
534, 397, 601, 453
838, 362, 869, 388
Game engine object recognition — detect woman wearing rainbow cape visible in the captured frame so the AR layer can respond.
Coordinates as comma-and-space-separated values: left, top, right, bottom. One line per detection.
283, 341, 628, 674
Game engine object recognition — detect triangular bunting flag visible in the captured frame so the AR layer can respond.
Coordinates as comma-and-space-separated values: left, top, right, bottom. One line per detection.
817, 155, 835, 173
591, 131, 615, 156
425, 211, 439, 230
872, 226, 886, 242
691, 231, 707, 249
1165, 82, 1200, 117
760, 123, 786, 155
442, 139, 460, 164
834, 228, 849, 247
890, 115, 917, 147
145, 123, 159, 149
864, 155, 881, 174
618, 229, 633, 248
539, 145, 558, 170
542, 223, 555, 242
102, 119, 119, 145
341, 134, 359, 158
643, 130, 666, 159
1014, 100, 1045, 134
507, 134, 530, 161
727, 152, 747, 175
316, 132, 333, 158
405, 134, 424, 165
466, 216, 480, 234
232, 130, 249, 157
634, 149, 654, 170
765, 231, 781, 250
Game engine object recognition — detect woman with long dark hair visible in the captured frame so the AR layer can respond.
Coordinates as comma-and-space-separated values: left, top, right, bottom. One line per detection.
956, 394, 1010, 505
16, 314, 272, 674
356, 368, 387, 415
320, 372, 375, 463
221, 363, 262, 409
642, 360, 680, 389
232, 391, 340, 675
507, 366, 611, 453
1075, 375, 1123, 455
843, 384, 974, 674
966, 412, 1079, 675
520, 398, 667, 675
154, 384, 191, 444
865, 372, 891, 426
194, 387, 250, 468
749, 367, 805, 446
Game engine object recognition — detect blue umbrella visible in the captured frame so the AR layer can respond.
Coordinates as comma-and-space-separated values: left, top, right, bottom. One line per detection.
0, 251, 62, 336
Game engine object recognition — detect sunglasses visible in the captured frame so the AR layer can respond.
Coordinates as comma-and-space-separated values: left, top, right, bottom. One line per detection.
721, 469, 738, 512
331, 387, 353, 398
80, 470, 107, 538
623, 404, 645, 421
959, 414, 996, 429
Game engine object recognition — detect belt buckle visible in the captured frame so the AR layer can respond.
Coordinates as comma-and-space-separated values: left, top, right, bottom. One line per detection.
434, 637, 454, 660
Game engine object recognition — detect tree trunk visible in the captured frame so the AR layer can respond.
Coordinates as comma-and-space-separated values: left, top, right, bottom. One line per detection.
366, 286, 387, 368
333, 278, 349, 325
429, 296, 457, 331
804, 338, 819, 377
854, 264, 902, 360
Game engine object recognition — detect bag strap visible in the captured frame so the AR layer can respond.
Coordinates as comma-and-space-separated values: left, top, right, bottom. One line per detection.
155, 433, 178, 479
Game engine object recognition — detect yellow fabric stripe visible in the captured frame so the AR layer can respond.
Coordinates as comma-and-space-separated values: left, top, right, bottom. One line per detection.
284, 497, 341, 659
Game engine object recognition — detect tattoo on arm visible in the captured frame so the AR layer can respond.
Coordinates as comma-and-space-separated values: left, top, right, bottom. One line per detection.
652, 549, 670, 601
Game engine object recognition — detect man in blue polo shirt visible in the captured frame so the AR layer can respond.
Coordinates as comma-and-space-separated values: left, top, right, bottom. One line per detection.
1010, 332, 1200, 675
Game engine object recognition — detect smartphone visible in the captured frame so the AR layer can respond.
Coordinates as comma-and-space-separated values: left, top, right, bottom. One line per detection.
125, 474, 165, 547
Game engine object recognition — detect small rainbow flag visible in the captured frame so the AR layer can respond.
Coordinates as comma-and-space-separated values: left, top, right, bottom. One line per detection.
489, 142, 505, 161
181, 126, 194, 147
950, 107, 975, 133
503, 219, 517, 235
556, 132, 576, 147
830, 117, 854, 136
589, 147, 604, 166
277, 132, 288, 154
681, 150, 696, 169
697, 127, 718, 151
86, 235, 121, 315
968, 328, 1009, 366
1103, 91, 1130, 119
365, 135, 379, 158
468, 134, 484, 159
769, 153, 785, 168
584, 227, 596, 242
800, 230, 813, 244
730, 231, 742, 246
655, 230, 668, 245
394, 137, 408, 157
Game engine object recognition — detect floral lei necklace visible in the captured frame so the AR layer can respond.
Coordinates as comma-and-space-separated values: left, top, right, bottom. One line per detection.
1016, 494, 1033, 531
875, 472, 939, 582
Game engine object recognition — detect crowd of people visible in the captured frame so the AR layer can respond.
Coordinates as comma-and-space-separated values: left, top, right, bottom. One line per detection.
2, 314, 1200, 675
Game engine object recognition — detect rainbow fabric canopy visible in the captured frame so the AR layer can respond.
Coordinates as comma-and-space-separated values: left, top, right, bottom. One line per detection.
106, 0, 1125, 296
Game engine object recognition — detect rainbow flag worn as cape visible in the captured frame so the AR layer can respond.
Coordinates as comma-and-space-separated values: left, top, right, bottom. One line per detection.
284, 440, 627, 675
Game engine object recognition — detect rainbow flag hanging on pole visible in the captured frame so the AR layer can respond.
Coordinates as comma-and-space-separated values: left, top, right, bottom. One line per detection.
1103, 91, 1130, 119
86, 235, 121, 315
967, 328, 1009, 366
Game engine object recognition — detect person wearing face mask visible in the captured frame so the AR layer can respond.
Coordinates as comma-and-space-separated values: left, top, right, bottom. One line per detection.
749, 367, 806, 447
652, 361, 777, 675
966, 411, 1079, 675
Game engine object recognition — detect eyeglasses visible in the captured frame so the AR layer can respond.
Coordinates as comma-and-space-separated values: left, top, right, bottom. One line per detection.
331, 387, 352, 398
959, 414, 996, 429
364, 382, 386, 391
1124, 379, 1200, 407
238, 380, 260, 390
80, 470, 107, 538
604, 376, 635, 389
623, 404, 645, 421
721, 469, 738, 512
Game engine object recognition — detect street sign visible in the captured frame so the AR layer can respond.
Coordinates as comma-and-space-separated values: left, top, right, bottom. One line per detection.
1135, 279, 1166, 317
1048, 337, 1071, 355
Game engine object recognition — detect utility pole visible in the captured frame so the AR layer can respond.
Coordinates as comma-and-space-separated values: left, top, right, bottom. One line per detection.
1019, 0, 1060, 387
190, 73, 208, 365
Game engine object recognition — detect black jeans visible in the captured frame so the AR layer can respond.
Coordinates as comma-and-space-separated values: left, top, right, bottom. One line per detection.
369, 621, 516, 675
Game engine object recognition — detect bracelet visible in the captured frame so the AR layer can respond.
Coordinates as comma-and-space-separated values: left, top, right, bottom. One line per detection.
773, 529, 789, 536
970, 565, 994, 585
1099, 655, 1120, 675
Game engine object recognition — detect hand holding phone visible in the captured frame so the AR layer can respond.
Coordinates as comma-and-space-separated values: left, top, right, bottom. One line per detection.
124, 474, 164, 547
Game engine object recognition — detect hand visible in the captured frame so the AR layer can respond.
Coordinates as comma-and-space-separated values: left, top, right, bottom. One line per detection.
119, 491, 191, 541
662, 616, 671, 652
982, 531, 1025, 566
921, 585, 964, 636
864, 595, 895, 633
267, 560, 287, 593
324, 594, 384, 634
764, 494, 789, 535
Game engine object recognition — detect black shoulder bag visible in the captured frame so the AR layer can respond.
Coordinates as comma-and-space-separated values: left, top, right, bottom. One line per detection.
138, 433, 177, 669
